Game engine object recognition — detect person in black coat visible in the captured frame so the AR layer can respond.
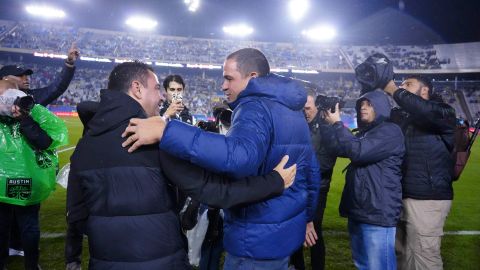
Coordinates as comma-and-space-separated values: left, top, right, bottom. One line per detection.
383, 75, 456, 270
322, 90, 405, 270
67, 61, 295, 270
0, 42, 79, 106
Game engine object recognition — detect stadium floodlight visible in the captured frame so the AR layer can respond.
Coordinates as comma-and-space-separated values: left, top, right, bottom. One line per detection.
25, 5, 66, 19
184, 0, 200, 12
288, 0, 309, 22
301, 25, 337, 42
222, 24, 254, 37
125, 16, 158, 31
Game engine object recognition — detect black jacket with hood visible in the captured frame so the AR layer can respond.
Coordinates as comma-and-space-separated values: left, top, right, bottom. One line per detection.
391, 89, 456, 200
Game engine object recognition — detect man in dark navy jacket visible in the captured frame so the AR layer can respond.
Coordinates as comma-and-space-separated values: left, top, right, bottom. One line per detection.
383, 75, 456, 270
322, 90, 405, 270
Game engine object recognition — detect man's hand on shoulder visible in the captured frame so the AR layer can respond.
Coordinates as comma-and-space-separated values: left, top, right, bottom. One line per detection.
121, 116, 166, 152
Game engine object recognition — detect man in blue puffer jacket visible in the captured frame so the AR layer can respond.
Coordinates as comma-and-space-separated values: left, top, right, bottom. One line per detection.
321, 90, 405, 270
122, 48, 321, 270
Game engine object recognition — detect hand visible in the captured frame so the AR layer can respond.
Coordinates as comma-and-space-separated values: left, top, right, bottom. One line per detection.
303, 221, 318, 247
121, 116, 166, 152
383, 80, 398, 96
11, 105, 25, 118
165, 100, 184, 118
67, 42, 80, 63
273, 155, 296, 189
321, 103, 341, 125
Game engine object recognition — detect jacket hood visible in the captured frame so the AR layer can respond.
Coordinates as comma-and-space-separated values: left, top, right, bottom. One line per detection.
356, 89, 391, 130
229, 73, 306, 111
85, 89, 146, 136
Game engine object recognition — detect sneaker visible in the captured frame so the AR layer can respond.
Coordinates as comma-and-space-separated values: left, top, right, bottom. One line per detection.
66, 262, 81, 270
8, 248, 24, 256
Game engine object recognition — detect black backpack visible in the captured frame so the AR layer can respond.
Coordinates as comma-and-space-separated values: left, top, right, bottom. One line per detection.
448, 118, 480, 180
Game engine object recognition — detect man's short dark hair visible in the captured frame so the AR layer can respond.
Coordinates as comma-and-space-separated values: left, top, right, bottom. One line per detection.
107, 61, 154, 93
162, 74, 185, 91
406, 74, 433, 95
226, 48, 270, 77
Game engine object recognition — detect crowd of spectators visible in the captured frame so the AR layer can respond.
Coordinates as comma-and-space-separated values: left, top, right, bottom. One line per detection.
2, 57, 477, 118
0, 20, 451, 71
343, 45, 450, 70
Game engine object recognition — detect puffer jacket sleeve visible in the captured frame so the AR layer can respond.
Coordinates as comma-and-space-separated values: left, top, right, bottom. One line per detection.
306, 150, 321, 221
159, 101, 272, 177
31, 64, 75, 106
323, 121, 404, 165
158, 150, 284, 209
393, 89, 456, 134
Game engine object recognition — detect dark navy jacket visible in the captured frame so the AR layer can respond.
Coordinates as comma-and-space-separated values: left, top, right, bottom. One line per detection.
68, 90, 189, 270
391, 89, 456, 200
323, 90, 405, 227
26, 64, 75, 106
159, 73, 320, 259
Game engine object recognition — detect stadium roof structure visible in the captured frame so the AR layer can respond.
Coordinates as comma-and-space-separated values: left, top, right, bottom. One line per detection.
0, 0, 479, 45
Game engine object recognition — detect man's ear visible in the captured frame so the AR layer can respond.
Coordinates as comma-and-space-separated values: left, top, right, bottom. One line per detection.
250, 72, 259, 78
130, 81, 143, 99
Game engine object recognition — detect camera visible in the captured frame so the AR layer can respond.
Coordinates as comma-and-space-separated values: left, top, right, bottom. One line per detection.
197, 120, 218, 132
197, 107, 233, 133
171, 93, 183, 102
315, 95, 345, 113
15, 95, 35, 113
355, 53, 394, 94
0, 89, 35, 117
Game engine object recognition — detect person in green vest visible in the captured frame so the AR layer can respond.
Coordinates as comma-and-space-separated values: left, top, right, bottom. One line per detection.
0, 80, 68, 270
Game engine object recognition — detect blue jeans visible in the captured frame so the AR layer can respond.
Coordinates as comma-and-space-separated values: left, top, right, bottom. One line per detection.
224, 253, 289, 270
348, 219, 396, 270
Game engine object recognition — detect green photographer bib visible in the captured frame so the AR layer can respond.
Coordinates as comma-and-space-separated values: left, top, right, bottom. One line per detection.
0, 105, 68, 206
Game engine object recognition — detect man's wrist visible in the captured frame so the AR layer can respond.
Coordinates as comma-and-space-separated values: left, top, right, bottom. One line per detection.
65, 59, 75, 67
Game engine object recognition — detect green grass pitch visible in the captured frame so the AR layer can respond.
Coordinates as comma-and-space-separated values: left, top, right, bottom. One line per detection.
5, 116, 480, 269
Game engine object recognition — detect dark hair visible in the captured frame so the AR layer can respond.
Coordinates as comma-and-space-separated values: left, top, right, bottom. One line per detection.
226, 48, 270, 77
107, 61, 154, 92
163, 74, 185, 91
405, 74, 433, 96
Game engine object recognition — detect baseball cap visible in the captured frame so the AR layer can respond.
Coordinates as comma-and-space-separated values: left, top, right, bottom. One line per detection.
0, 65, 33, 78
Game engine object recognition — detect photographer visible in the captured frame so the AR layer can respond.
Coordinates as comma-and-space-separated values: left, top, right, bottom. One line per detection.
0, 80, 68, 270
382, 76, 456, 270
290, 87, 338, 270
321, 89, 405, 270
160, 74, 192, 124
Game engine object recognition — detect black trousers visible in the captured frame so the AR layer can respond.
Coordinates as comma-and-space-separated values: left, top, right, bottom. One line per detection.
290, 191, 328, 270
0, 203, 40, 270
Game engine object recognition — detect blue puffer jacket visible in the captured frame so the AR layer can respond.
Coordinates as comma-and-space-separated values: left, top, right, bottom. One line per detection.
160, 73, 320, 259
322, 90, 405, 227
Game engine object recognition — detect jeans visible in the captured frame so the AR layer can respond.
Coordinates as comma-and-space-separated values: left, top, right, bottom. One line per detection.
224, 253, 289, 270
348, 219, 396, 270
0, 203, 41, 270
